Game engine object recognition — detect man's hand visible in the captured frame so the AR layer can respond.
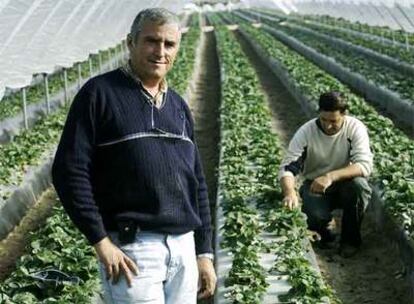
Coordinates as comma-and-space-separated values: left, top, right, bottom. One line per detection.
93, 237, 139, 287
197, 257, 216, 299
310, 174, 333, 194
281, 176, 299, 210
282, 191, 299, 210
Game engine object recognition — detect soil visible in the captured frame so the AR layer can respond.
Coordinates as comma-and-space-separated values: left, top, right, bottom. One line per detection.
314, 214, 411, 304
188, 29, 221, 304
0, 189, 57, 281
188, 30, 221, 223
234, 29, 412, 304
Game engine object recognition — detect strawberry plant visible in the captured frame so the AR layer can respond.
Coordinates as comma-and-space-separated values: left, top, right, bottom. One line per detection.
0, 204, 100, 303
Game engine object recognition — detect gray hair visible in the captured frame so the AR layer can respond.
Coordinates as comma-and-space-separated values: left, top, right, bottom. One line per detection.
129, 8, 180, 42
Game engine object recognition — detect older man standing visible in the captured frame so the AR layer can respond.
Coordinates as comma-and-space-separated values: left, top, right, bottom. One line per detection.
52, 8, 216, 303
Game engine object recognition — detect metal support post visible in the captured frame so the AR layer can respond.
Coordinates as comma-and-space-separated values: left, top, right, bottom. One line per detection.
63, 68, 68, 105
77, 62, 82, 89
111, 48, 115, 69
99, 52, 103, 73
44, 73, 50, 114
89, 57, 93, 77
21, 87, 28, 129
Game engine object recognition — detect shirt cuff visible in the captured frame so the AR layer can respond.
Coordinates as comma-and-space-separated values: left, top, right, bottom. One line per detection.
278, 169, 294, 180
355, 162, 370, 177
197, 253, 214, 261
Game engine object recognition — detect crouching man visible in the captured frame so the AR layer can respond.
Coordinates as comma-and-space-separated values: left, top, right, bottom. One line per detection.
279, 91, 373, 258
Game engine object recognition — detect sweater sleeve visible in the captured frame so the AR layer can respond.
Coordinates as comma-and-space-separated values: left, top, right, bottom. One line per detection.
349, 121, 373, 177
278, 125, 308, 180
52, 80, 107, 245
183, 102, 213, 255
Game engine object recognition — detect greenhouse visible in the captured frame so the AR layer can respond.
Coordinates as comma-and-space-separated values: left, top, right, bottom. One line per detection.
0, 0, 413, 303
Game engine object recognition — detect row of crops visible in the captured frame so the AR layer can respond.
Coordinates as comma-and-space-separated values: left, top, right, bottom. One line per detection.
304, 13, 414, 46
241, 10, 414, 104
215, 9, 414, 247
213, 20, 340, 303
0, 17, 202, 303
255, 7, 414, 47
285, 18, 414, 65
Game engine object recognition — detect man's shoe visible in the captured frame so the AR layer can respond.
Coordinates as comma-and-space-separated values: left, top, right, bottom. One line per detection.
339, 244, 359, 258
320, 229, 336, 243
314, 240, 336, 249
314, 230, 337, 249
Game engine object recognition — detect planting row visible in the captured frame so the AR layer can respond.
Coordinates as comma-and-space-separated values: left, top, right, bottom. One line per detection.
0, 18, 202, 303
167, 22, 201, 96
288, 19, 414, 65
304, 13, 414, 46
254, 7, 414, 46
249, 8, 414, 65
236, 23, 413, 240
0, 106, 67, 201
0, 201, 101, 303
238, 11, 414, 103
214, 21, 339, 303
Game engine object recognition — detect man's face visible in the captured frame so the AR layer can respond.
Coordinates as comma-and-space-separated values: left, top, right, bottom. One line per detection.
128, 21, 181, 82
319, 110, 345, 135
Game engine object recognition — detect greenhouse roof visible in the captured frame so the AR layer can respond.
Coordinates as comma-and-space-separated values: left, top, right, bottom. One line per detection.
0, 0, 189, 100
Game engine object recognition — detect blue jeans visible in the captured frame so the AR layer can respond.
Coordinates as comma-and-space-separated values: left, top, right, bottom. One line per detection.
300, 177, 372, 246
99, 231, 198, 304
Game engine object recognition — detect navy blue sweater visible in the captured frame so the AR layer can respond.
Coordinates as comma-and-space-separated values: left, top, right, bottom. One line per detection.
52, 69, 212, 254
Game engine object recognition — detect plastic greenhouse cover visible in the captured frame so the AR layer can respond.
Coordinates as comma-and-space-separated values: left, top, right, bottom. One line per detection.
0, 0, 189, 101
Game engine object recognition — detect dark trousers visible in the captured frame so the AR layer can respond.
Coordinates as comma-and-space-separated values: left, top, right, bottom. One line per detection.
300, 177, 372, 247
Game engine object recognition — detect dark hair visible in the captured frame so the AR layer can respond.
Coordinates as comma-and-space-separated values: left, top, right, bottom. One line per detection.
318, 91, 347, 113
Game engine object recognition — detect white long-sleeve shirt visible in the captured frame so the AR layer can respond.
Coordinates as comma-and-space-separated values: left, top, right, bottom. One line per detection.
279, 116, 373, 181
